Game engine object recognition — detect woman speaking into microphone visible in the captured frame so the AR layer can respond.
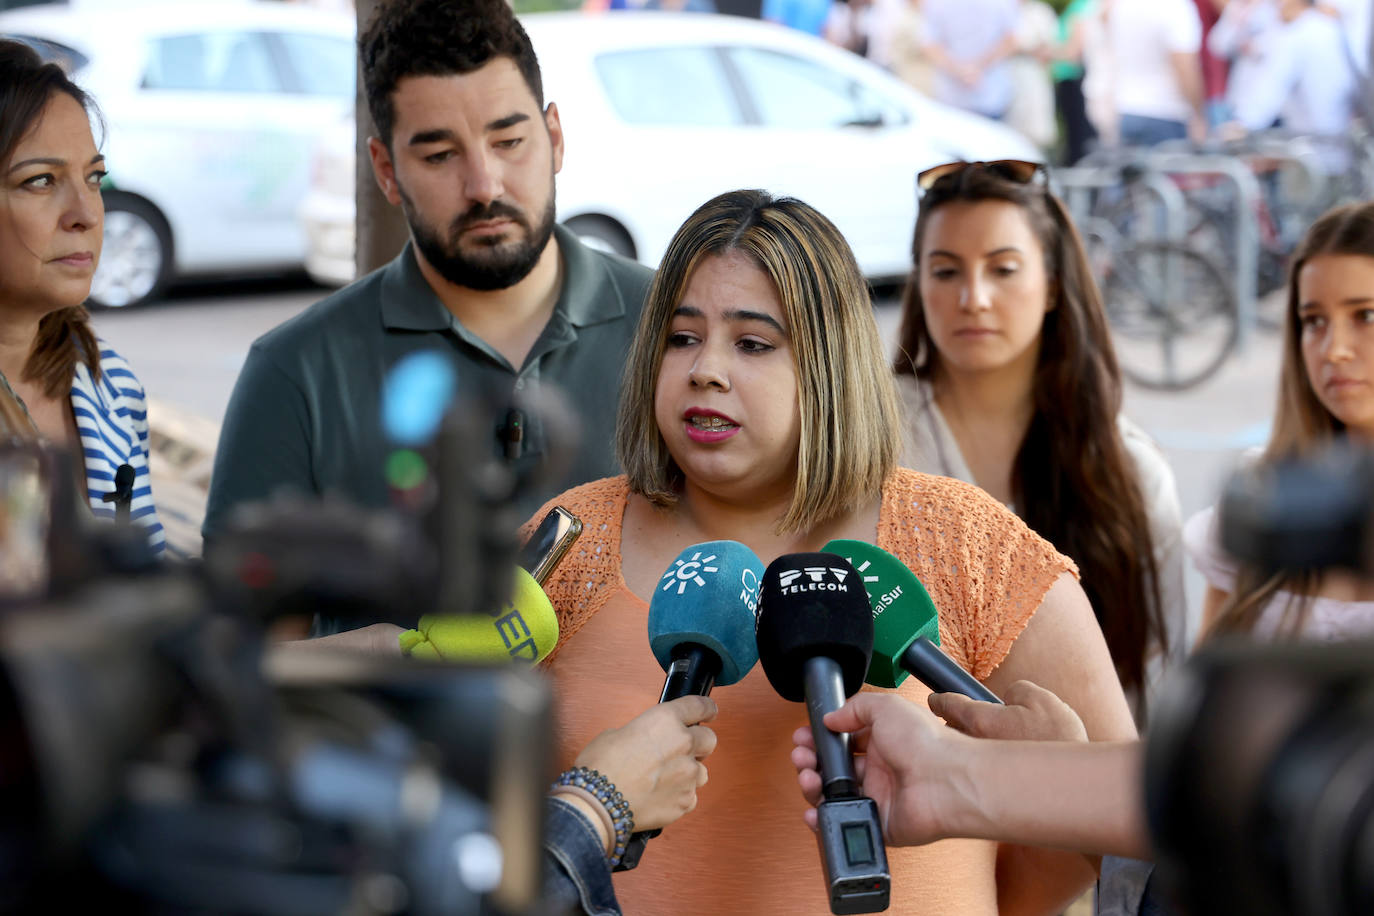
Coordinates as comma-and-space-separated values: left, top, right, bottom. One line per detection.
523, 189, 1136, 916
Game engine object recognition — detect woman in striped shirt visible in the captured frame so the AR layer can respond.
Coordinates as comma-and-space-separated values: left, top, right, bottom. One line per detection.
0, 40, 163, 554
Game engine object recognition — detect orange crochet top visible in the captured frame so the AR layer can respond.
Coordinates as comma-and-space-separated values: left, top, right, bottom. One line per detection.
522, 469, 1076, 916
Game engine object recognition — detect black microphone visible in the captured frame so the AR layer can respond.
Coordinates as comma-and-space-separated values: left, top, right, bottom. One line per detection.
757, 553, 890, 914
101, 464, 135, 524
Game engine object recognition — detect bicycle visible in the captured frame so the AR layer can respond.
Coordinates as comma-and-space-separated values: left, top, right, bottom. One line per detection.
1078, 209, 1238, 391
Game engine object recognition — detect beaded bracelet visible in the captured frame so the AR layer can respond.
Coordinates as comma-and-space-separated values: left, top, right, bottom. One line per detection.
550, 766, 635, 868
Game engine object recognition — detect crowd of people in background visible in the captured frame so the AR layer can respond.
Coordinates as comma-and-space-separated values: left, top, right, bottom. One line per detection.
763, 0, 1371, 162
552, 0, 1374, 163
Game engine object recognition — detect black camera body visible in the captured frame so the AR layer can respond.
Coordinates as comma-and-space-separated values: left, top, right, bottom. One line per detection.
0, 380, 558, 915
1147, 637, 1374, 916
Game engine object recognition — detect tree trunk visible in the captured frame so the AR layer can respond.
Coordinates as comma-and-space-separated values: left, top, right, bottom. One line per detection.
355, 0, 410, 277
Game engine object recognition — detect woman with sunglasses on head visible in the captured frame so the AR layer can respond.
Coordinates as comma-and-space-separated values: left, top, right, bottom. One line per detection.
0, 40, 163, 552
894, 160, 1189, 724
1187, 201, 1374, 643
524, 188, 1136, 916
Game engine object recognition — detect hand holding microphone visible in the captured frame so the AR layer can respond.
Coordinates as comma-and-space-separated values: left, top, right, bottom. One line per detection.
791, 692, 974, 849
574, 695, 720, 833
932, 679, 1087, 742
790, 684, 1149, 860
791, 682, 1091, 846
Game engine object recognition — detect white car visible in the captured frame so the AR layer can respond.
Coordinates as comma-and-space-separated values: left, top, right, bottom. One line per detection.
0, 1, 356, 307
301, 11, 1040, 287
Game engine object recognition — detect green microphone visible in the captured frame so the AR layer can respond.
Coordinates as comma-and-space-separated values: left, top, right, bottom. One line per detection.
821, 540, 1002, 703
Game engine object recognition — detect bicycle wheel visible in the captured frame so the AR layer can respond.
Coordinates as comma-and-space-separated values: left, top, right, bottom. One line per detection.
1099, 241, 1238, 391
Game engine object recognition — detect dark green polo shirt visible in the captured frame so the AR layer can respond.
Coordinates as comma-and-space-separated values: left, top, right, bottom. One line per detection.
203, 224, 653, 544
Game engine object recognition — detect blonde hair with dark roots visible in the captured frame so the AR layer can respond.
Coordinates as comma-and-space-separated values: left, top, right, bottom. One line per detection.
616, 189, 899, 533
1211, 201, 1374, 638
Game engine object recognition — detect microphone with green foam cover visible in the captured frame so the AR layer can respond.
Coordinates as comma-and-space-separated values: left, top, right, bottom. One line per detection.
399, 566, 559, 663
822, 539, 1001, 703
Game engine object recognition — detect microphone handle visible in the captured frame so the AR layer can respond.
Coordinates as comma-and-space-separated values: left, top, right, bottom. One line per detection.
804, 656, 859, 800
658, 643, 719, 702
617, 644, 722, 872
901, 637, 1003, 704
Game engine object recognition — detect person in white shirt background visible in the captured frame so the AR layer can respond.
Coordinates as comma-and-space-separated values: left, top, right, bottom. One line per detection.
1214, 0, 1355, 171
920, 0, 1020, 119
1102, 0, 1207, 145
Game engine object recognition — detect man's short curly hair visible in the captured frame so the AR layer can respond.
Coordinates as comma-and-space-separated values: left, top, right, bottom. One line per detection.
360, 0, 544, 149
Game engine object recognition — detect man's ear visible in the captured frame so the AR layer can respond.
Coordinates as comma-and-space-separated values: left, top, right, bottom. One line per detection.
367, 136, 403, 206
545, 102, 565, 176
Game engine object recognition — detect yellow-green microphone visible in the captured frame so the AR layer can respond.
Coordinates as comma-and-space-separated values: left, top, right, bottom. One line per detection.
399, 566, 559, 663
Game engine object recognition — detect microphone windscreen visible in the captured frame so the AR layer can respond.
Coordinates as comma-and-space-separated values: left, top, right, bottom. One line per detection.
755, 553, 873, 702
822, 540, 941, 689
648, 540, 764, 686
401, 566, 559, 664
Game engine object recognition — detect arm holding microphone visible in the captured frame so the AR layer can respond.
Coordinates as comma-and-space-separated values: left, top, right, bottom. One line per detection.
273, 623, 407, 656
975, 574, 1139, 916
790, 684, 1150, 861
823, 540, 1135, 913
545, 695, 719, 916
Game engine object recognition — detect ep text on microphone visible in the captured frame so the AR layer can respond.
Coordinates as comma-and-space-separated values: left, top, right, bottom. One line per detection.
398, 566, 559, 663
398, 504, 582, 661
615, 540, 765, 871
757, 553, 891, 915
822, 540, 1002, 703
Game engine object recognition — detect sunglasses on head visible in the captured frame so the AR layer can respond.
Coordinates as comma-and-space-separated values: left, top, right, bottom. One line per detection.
916, 159, 1046, 194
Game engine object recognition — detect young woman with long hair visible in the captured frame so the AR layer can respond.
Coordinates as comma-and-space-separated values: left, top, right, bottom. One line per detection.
1189, 201, 1374, 640
893, 159, 1188, 722
526, 188, 1136, 916
0, 39, 162, 551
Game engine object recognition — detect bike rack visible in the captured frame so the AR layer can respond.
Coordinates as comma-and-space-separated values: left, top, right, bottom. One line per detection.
1052, 162, 1189, 244
1139, 153, 1262, 349
1239, 132, 1331, 213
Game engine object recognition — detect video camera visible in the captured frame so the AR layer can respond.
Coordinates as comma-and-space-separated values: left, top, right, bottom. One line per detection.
1146, 443, 1374, 916
0, 383, 560, 915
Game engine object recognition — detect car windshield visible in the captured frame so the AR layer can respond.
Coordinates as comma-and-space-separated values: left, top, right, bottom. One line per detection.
595, 47, 743, 127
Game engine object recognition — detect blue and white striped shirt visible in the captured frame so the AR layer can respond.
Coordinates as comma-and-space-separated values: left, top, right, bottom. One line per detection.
73, 342, 164, 555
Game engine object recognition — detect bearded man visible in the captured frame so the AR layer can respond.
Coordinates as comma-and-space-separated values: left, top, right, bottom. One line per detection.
203, 0, 651, 572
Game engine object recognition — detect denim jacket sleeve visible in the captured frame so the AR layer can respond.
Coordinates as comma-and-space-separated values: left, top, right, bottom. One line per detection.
543, 796, 623, 916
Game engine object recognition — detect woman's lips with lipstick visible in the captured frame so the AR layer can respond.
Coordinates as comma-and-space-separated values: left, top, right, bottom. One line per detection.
683, 407, 740, 443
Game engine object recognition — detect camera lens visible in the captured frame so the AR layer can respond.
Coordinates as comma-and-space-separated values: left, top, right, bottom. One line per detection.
1265, 687, 1374, 916
1148, 641, 1374, 916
